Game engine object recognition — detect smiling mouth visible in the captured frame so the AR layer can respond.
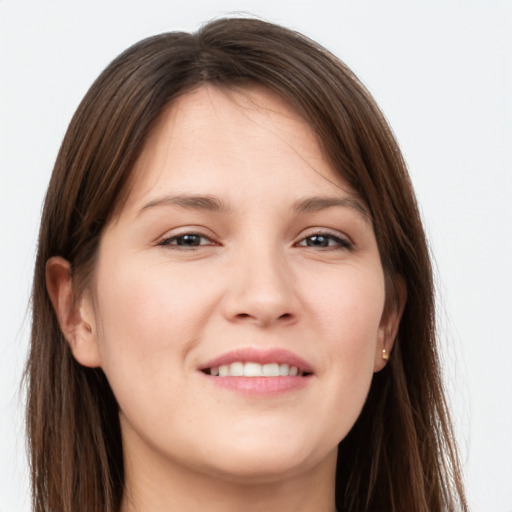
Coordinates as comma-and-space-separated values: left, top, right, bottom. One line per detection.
202, 362, 312, 377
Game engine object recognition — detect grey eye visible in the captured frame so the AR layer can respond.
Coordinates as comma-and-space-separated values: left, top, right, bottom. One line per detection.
159, 233, 212, 247
298, 233, 352, 250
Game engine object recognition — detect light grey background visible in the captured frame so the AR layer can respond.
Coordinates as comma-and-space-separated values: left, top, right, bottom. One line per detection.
1, 1, 511, 510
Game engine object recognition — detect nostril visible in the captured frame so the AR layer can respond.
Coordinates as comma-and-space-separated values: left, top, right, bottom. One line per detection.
233, 312, 293, 323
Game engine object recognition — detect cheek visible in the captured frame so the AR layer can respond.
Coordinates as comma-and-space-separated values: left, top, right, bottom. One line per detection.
304, 262, 386, 348
301, 263, 385, 430
97, 256, 212, 337
91, 255, 217, 394
89, 256, 225, 450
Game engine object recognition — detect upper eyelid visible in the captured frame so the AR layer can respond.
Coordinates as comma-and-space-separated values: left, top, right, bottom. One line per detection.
155, 226, 218, 243
295, 228, 352, 243
157, 233, 218, 249
165, 233, 209, 241
155, 227, 353, 246
295, 234, 352, 249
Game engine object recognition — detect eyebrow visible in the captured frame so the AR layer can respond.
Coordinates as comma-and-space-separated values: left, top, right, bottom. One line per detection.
139, 193, 371, 222
292, 196, 371, 222
139, 194, 231, 215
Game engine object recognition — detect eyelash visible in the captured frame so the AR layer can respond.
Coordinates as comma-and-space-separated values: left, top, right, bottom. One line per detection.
295, 232, 353, 251
157, 231, 353, 251
157, 233, 214, 248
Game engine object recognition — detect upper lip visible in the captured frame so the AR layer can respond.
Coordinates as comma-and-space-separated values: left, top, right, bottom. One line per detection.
199, 347, 314, 374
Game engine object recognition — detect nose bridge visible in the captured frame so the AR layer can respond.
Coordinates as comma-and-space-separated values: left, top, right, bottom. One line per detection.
225, 238, 297, 326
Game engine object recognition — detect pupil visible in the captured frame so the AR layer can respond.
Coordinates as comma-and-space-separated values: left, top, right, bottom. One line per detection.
308, 235, 328, 247
179, 235, 200, 246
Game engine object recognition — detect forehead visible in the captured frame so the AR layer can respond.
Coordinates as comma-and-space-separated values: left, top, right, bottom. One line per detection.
123, 84, 357, 213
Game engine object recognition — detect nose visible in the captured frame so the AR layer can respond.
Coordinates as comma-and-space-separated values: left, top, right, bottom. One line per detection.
222, 246, 298, 328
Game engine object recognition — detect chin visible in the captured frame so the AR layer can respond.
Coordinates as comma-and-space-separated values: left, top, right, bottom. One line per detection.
194, 432, 336, 484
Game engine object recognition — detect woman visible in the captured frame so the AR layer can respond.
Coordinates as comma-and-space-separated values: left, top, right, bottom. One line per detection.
26, 16, 468, 512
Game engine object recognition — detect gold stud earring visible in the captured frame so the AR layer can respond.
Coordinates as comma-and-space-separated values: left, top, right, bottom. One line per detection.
382, 348, 389, 361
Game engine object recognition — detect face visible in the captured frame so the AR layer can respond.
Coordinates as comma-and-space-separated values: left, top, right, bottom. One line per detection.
77, 86, 398, 486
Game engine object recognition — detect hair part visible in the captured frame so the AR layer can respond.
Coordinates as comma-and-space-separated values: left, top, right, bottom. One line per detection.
26, 17, 467, 512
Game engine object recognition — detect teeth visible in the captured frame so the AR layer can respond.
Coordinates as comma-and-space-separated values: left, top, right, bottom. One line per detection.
209, 362, 303, 377
262, 363, 279, 376
244, 362, 262, 377
230, 361, 244, 376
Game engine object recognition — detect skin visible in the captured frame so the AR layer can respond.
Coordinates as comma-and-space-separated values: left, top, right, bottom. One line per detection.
47, 85, 404, 511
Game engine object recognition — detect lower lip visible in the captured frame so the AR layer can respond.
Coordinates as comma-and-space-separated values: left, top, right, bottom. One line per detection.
201, 374, 312, 395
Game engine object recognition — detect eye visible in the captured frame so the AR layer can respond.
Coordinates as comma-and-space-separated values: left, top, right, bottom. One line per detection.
158, 233, 215, 248
296, 232, 353, 250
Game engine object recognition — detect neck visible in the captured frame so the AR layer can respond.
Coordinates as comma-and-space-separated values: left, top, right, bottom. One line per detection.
120, 444, 338, 512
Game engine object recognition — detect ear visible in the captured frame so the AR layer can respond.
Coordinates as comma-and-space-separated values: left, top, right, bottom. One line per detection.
374, 276, 407, 372
46, 256, 102, 368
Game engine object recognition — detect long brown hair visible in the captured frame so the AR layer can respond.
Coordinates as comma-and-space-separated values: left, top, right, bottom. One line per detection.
26, 17, 467, 512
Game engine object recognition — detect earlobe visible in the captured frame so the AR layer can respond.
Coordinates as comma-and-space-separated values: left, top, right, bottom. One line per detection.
46, 257, 102, 368
374, 276, 407, 372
